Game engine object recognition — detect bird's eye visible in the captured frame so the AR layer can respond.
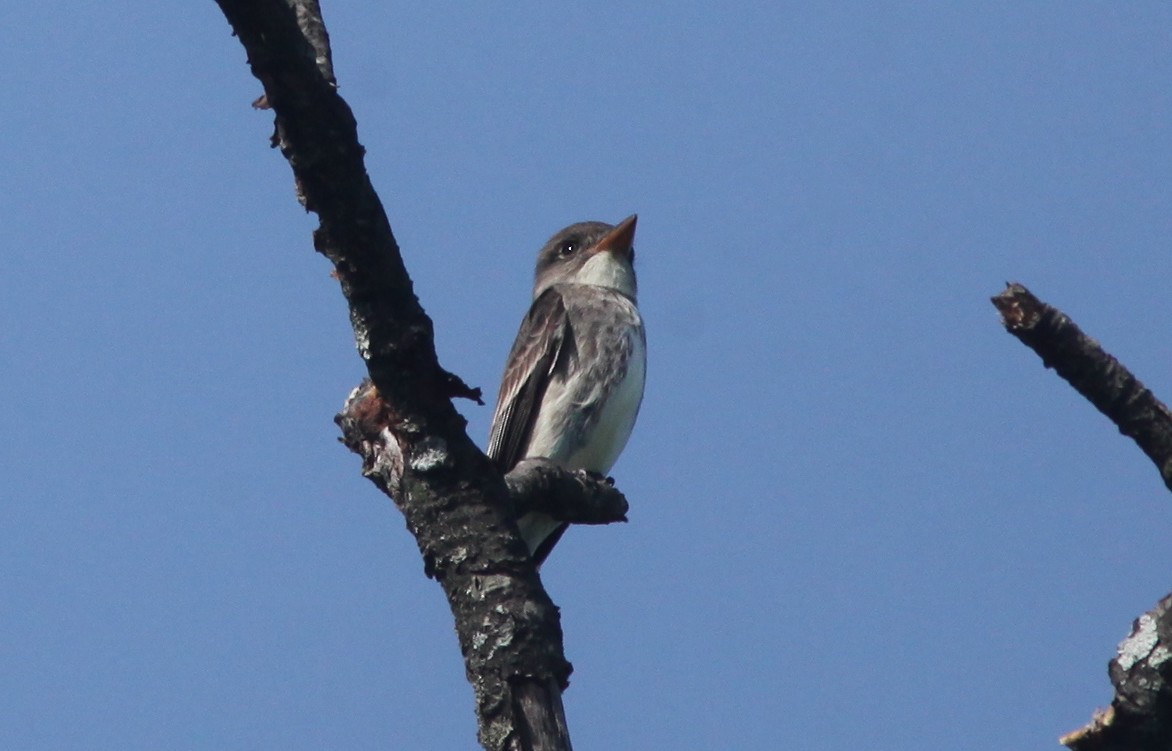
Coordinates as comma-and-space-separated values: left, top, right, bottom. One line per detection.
557, 241, 578, 257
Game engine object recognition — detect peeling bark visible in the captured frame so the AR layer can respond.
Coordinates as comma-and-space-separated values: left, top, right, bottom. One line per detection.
1061, 594, 1172, 751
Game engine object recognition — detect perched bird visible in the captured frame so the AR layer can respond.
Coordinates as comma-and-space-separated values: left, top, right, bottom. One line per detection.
487, 215, 646, 566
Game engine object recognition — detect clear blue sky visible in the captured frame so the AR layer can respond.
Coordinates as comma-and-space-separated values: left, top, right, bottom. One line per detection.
3, 3, 1171, 749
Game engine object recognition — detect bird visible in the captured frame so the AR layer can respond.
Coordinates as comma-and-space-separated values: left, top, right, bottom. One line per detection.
487, 215, 646, 566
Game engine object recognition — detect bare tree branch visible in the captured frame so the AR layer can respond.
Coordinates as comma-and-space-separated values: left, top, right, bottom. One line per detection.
212, 2, 622, 748
991, 282, 1172, 493
991, 283, 1172, 750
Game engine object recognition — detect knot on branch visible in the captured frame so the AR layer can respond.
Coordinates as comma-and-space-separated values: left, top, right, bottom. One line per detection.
334, 379, 403, 482
504, 458, 629, 526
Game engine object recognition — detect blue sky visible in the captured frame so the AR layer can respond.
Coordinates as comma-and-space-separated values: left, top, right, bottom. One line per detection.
3, 3, 1171, 749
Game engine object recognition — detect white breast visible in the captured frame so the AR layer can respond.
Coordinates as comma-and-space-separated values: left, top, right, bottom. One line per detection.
563, 332, 646, 474
521, 282, 646, 475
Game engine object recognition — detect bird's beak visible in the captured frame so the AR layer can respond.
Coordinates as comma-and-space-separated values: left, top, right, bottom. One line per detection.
589, 214, 637, 260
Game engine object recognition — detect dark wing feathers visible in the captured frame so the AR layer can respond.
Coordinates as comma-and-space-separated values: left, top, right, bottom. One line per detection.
486, 288, 571, 472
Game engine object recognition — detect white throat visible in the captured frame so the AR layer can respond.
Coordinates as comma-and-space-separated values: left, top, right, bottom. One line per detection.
572, 252, 637, 298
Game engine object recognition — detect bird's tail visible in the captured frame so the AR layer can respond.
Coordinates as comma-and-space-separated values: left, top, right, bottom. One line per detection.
517, 512, 568, 568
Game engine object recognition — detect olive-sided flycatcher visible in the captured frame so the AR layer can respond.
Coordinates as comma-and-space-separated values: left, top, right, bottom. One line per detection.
487, 215, 646, 565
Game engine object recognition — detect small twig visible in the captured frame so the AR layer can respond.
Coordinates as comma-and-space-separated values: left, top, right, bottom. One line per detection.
505, 459, 628, 524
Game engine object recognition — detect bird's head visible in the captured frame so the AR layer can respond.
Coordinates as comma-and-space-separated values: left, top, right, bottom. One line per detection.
533, 214, 638, 300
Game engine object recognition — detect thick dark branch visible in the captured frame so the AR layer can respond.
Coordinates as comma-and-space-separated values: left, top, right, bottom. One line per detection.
1061, 594, 1172, 751
214, 3, 578, 749
991, 282, 1172, 493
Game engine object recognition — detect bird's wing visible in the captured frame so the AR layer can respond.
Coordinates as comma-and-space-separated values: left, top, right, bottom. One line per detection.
487, 287, 573, 471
